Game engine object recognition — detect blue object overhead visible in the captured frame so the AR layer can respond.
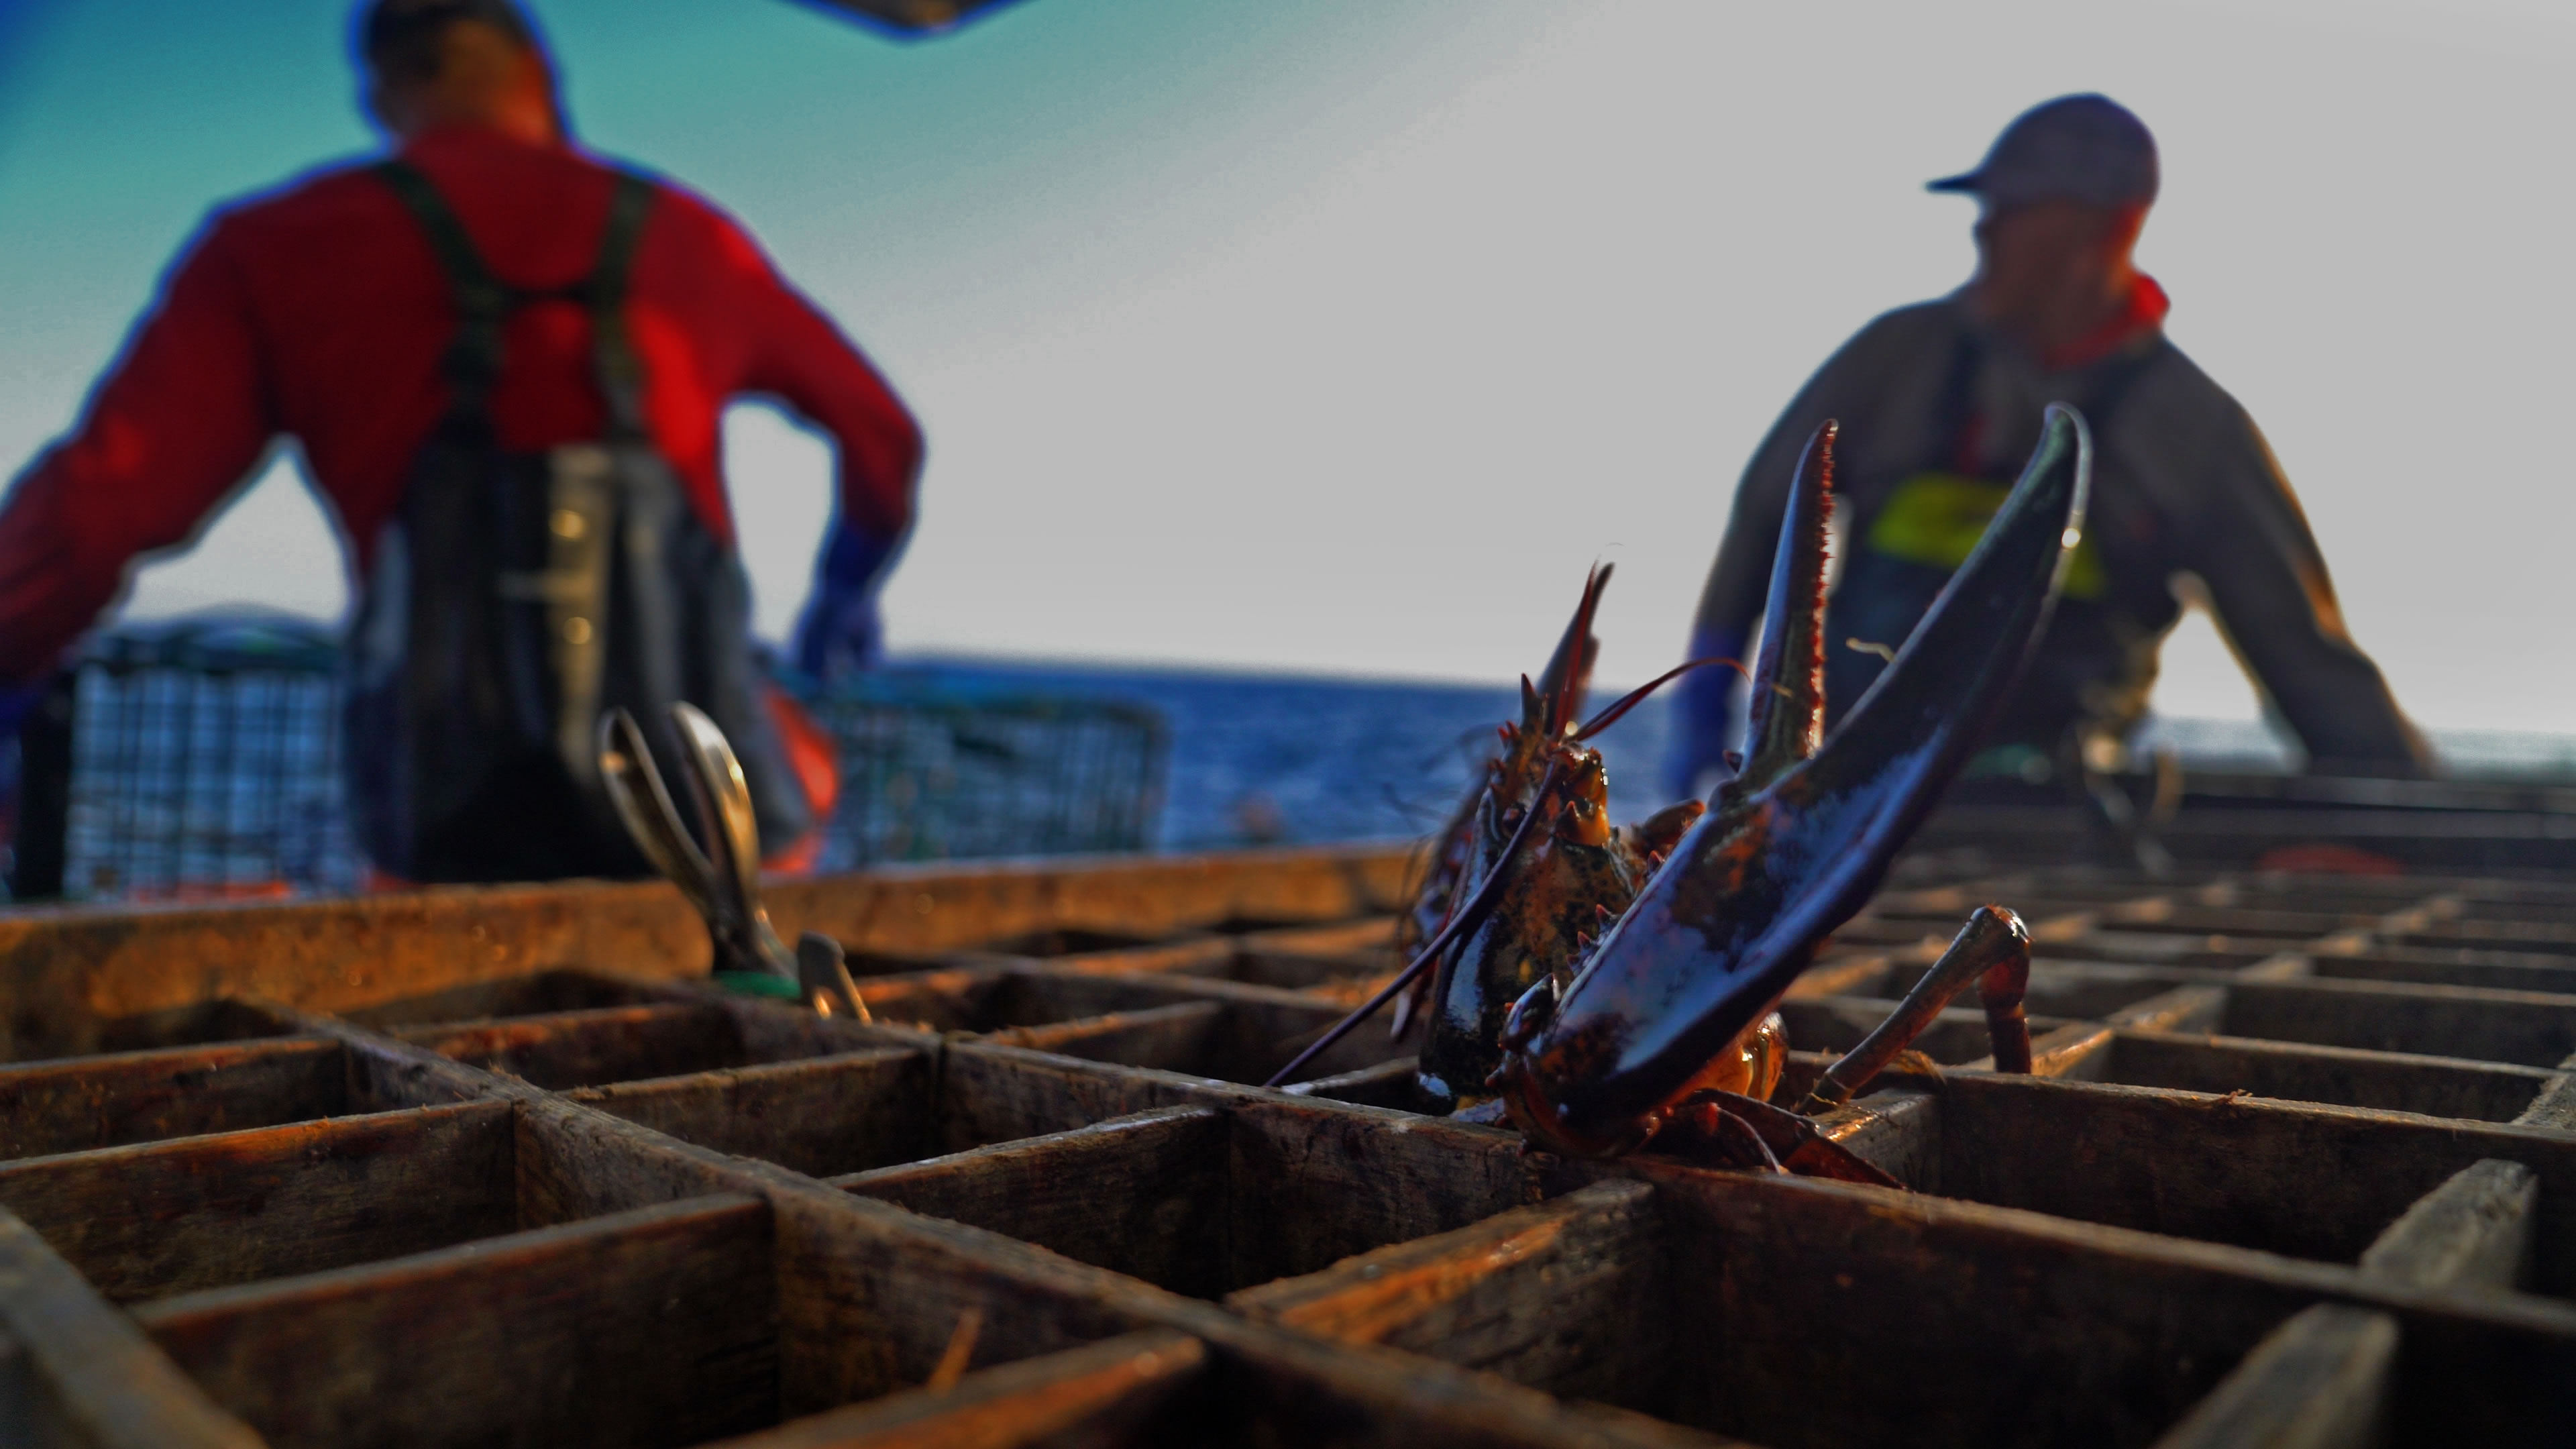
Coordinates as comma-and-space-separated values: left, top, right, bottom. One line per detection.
798, 0, 1028, 37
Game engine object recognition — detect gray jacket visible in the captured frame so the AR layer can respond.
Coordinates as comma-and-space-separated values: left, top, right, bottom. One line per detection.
1689, 294, 2429, 775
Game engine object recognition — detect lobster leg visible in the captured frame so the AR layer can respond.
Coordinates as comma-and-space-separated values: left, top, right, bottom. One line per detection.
1796, 905, 2032, 1116
1653, 1090, 1905, 1188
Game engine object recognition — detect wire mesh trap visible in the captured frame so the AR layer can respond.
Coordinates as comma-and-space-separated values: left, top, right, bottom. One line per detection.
2, 838, 2575, 1446
15, 620, 1169, 902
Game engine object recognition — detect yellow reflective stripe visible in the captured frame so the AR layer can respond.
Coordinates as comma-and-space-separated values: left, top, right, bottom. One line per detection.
1863, 472, 2106, 600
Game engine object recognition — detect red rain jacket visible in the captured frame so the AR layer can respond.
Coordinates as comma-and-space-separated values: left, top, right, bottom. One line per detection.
0, 125, 922, 686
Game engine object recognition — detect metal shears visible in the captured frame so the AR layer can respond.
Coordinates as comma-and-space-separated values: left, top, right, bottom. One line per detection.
596, 703, 867, 1020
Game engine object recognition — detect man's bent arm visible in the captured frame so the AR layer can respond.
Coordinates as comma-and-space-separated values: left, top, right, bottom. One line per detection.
1666, 321, 1898, 797
733, 244, 923, 545
2185, 417, 2433, 777
720, 219, 923, 678
0, 227, 274, 685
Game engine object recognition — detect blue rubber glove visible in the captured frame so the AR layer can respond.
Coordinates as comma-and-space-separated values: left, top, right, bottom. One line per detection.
792, 524, 902, 683
1660, 624, 1747, 802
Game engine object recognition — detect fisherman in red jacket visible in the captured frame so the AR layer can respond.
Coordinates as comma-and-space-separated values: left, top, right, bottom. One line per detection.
0, 0, 922, 884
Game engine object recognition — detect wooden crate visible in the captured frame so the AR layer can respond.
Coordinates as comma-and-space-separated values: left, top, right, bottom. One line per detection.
3, 841, 2575, 1446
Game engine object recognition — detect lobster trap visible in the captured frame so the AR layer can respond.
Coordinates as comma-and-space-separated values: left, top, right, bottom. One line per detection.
48, 618, 356, 902
3, 828, 2575, 1447
10, 621, 1169, 902
794, 678, 1167, 869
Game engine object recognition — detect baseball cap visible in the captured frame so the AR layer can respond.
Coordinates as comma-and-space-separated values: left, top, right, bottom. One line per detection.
1928, 94, 2159, 209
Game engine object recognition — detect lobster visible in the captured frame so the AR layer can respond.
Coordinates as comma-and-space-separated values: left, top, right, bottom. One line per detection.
1409, 584, 1706, 1114
1389, 565, 1613, 1040
1274, 405, 2088, 1184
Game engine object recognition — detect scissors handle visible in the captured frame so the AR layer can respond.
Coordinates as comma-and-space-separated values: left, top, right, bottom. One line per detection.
597, 704, 798, 983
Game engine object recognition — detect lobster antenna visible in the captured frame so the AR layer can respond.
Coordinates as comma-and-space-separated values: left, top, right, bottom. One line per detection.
1534, 564, 1611, 736
1572, 656, 1750, 742
1265, 757, 1566, 1088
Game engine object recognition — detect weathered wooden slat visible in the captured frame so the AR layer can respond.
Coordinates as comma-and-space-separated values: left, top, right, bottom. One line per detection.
2101, 1030, 2559, 1122
939, 1042, 1250, 1151
396, 1001, 750, 1089
1002, 935, 1234, 977
0, 1036, 346, 1160
697, 1328, 1208, 1449
2224, 977, 2576, 1067
2359, 1159, 2537, 1291
2151, 1306, 2396, 1449
1536, 1158, 2345, 1445
1230, 1180, 1662, 1406
496, 1085, 1203, 1419
0, 1099, 515, 1302
971, 927, 1171, 958
2035, 932, 2281, 971
0, 1207, 262, 1449
0, 845, 1414, 1059
2394, 921, 2576, 957
1207, 948, 1395, 996
1011, 971, 1414, 1083
838, 1108, 1230, 1297
266, 1003, 496, 1111
1202, 1324, 1752, 1448
1281, 1057, 1421, 1110
2156, 1157, 2544, 1447
568, 1047, 934, 1179
976, 1003, 1227, 1075
136, 1193, 775, 1449
1233, 917, 1397, 956
2308, 947, 2576, 995
1886, 957, 2214, 1019
686, 989, 909, 1065
2511, 1050, 2576, 1130
1224, 1099, 1535, 1291
339, 968, 660, 1030
1936, 1073, 2576, 1288
2027, 1024, 2118, 1078
2104, 983, 2229, 1033
1816, 1085, 1941, 1187
859, 967, 1016, 1035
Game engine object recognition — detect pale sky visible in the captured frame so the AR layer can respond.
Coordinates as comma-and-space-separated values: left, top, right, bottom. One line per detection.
1, 0, 2570, 731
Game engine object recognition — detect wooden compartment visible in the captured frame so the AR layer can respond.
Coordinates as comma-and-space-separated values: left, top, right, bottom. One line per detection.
9, 842, 2576, 1446
393, 999, 865, 1090
0, 1101, 520, 1303
339, 969, 666, 1030
0, 1035, 354, 1159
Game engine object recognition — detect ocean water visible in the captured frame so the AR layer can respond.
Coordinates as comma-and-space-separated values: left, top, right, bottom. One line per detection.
25, 637, 2576, 902
897, 657, 2576, 853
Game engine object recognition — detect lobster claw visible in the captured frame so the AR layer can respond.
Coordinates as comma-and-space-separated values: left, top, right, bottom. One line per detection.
1502, 407, 2092, 1148
1724, 419, 1835, 801
1535, 562, 1610, 736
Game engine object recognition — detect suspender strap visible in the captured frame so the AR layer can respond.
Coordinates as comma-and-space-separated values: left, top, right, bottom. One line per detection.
373, 158, 509, 428
1935, 321, 2164, 478
588, 172, 657, 441
370, 158, 660, 440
